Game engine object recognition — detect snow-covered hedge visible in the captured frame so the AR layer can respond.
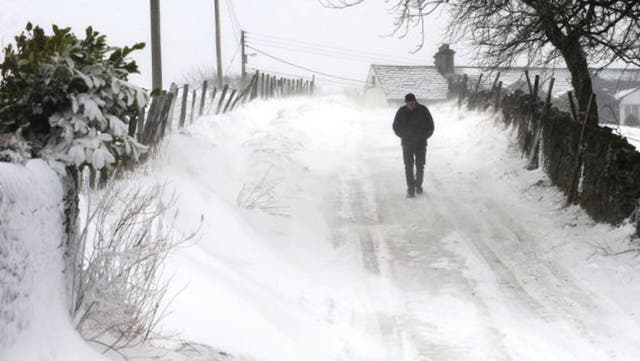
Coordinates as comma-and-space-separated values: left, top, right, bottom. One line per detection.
0, 23, 148, 170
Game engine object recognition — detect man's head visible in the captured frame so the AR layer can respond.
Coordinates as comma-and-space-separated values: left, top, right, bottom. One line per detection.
405, 93, 417, 110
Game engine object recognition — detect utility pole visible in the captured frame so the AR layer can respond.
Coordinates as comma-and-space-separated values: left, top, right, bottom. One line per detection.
214, 0, 223, 88
241, 30, 247, 85
150, 0, 163, 92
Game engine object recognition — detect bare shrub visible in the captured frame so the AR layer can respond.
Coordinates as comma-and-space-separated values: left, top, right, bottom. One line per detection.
237, 169, 288, 216
70, 182, 197, 352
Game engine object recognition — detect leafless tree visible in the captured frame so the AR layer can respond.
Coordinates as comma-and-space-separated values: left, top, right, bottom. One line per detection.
323, 0, 640, 124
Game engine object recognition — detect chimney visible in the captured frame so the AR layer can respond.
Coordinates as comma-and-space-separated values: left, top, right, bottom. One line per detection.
434, 44, 455, 74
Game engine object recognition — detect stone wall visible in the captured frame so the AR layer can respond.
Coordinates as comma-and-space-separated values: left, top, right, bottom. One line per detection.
454, 82, 640, 229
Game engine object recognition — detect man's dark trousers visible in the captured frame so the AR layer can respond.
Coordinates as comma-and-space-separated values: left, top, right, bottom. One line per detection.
403, 144, 426, 192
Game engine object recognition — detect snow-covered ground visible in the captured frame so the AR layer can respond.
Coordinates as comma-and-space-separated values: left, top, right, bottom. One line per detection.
4, 95, 640, 361
135, 96, 640, 361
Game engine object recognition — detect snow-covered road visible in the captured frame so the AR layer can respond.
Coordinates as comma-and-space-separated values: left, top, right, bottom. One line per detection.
151, 95, 640, 361
331, 101, 640, 360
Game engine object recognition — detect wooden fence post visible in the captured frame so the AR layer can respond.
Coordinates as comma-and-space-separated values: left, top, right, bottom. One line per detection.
223, 89, 237, 113
567, 93, 596, 206
179, 84, 189, 128
211, 86, 218, 101
474, 73, 483, 92
567, 91, 579, 122
273, 76, 277, 97
491, 72, 501, 92
141, 94, 162, 144
167, 87, 179, 131
264, 75, 269, 99
533, 75, 540, 97
190, 89, 197, 123
524, 70, 533, 94
251, 71, 259, 100
231, 73, 256, 110
310, 75, 315, 95
526, 77, 555, 170
266, 75, 272, 99
199, 80, 208, 115
159, 92, 175, 139
216, 84, 229, 114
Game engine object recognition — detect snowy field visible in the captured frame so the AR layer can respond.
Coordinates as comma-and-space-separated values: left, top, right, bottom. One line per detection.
4, 95, 640, 361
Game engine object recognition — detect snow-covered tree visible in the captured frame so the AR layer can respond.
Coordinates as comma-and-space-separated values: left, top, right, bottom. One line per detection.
0, 23, 148, 169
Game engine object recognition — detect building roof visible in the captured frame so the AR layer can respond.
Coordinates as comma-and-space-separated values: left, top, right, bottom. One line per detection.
370, 65, 450, 102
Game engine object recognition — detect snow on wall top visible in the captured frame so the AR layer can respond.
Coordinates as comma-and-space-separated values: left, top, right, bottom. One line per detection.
371, 65, 450, 102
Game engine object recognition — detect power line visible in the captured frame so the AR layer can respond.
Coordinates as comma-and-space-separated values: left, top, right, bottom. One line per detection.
246, 45, 366, 83
224, 0, 240, 43
248, 36, 422, 65
247, 38, 421, 65
225, 43, 240, 74
247, 66, 363, 87
227, 0, 242, 31
247, 31, 422, 64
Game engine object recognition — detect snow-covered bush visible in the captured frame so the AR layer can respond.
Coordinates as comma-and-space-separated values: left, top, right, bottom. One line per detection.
0, 23, 148, 170
71, 183, 196, 351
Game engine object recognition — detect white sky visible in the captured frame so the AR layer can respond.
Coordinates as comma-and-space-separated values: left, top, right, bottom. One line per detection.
0, 0, 457, 89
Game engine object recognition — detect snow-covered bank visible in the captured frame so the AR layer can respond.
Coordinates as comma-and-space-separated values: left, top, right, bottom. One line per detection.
0, 160, 106, 361
135, 95, 640, 361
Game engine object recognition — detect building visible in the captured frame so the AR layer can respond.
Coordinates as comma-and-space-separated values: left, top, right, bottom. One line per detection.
364, 44, 640, 124
616, 87, 640, 126
364, 44, 457, 105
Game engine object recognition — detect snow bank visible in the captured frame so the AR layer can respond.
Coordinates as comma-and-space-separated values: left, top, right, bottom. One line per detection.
0, 160, 106, 361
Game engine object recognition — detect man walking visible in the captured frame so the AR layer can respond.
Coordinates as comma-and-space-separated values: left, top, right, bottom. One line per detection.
393, 93, 435, 198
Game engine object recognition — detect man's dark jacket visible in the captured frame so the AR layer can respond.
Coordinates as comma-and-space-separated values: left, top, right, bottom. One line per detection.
393, 104, 435, 146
